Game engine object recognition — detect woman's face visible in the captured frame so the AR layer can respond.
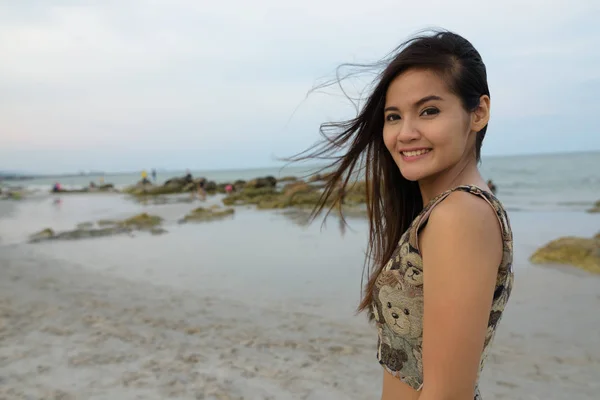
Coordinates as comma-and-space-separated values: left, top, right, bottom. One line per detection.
382, 68, 484, 183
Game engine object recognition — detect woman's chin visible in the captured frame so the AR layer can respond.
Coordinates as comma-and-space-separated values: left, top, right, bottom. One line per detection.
399, 168, 427, 182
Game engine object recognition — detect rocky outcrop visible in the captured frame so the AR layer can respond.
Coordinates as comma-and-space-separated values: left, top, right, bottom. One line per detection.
587, 200, 600, 213
243, 176, 277, 189
221, 179, 367, 211
178, 206, 235, 223
51, 184, 117, 194
0, 188, 23, 200
29, 213, 165, 243
278, 176, 298, 182
530, 233, 600, 274
123, 176, 217, 196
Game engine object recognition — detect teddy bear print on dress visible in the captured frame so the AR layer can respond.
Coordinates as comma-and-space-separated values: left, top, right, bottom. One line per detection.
372, 185, 514, 398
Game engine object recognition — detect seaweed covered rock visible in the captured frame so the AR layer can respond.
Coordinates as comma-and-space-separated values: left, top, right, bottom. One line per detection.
120, 213, 163, 229
51, 183, 117, 194
308, 172, 335, 183
530, 234, 600, 274
29, 226, 131, 243
29, 213, 165, 243
0, 189, 23, 200
587, 200, 600, 213
256, 182, 322, 209
221, 179, 368, 210
222, 187, 279, 206
123, 175, 209, 196
244, 176, 277, 189
29, 228, 55, 242
179, 206, 235, 223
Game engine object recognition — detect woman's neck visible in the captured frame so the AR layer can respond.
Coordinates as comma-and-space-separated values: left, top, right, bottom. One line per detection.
418, 157, 485, 206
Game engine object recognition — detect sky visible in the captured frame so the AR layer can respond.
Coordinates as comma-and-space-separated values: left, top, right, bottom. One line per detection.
1, 0, 599, 174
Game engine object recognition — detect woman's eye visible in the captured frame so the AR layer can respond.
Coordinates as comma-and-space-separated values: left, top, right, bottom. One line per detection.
421, 108, 439, 117
385, 114, 400, 122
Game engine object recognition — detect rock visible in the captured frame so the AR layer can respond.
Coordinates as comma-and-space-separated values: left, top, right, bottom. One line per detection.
0, 189, 24, 200
204, 181, 217, 192
29, 213, 165, 243
29, 226, 131, 243
587, 200, 600, 213
222, 187, 279, 206
51, 188, 89, 194
530, 234, 600, 274
123, 175, 211, 196
221, 179, 367, 212
278, 176, 298, 182
97, 219, 119, 226
29, 228, 55, 242
150, 227, 168, 235
179, 206, 235, 223
308, 172, 335, 182
244, 176, 277, 189
120, 213, 163, 229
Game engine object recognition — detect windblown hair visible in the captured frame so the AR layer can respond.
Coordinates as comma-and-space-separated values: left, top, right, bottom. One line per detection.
288, 29, 491, 314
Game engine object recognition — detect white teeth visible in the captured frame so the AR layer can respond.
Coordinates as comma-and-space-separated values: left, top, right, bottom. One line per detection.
401, 149, 430, 157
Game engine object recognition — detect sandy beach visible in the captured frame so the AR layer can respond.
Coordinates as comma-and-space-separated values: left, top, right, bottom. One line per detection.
0, 193, 599, 399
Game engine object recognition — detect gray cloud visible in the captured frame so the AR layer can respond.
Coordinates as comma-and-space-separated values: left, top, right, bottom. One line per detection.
0, 0, 599, 173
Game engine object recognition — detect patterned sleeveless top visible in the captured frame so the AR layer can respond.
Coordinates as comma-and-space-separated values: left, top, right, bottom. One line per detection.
371, 185, 514, 398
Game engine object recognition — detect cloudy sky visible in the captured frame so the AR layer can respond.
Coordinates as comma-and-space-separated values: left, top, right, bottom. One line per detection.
1, 0, 598, 174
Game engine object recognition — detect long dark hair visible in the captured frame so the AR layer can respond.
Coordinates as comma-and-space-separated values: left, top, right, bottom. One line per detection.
288, 29, 491, 314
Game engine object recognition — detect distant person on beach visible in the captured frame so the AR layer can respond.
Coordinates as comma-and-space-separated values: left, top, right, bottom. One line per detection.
197, 178, 207, 201
225, 184, 233, 194
151, 169, 157, 182
289, 30, 513, 400
184, 169, 193, 183
52, 182, 62, 193
140, 170, 151, 185
487, 179, 497, 194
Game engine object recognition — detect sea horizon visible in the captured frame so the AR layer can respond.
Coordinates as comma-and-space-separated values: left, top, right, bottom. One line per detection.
2, 148, 599, 179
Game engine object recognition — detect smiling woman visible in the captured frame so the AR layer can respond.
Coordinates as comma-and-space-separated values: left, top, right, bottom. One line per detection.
289, 29, 514, 400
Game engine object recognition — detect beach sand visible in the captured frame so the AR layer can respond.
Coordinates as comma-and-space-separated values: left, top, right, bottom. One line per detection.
0, 197, 599, 399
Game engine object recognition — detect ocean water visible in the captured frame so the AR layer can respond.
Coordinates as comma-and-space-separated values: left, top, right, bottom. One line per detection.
2, 151, 599, 213
1, 151, 599, 319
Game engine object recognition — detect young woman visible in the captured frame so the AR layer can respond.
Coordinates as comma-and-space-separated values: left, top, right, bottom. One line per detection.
294, 30, 514, 399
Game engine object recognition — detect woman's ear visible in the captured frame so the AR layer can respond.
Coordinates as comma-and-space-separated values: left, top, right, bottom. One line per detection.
471, 95, 491, 133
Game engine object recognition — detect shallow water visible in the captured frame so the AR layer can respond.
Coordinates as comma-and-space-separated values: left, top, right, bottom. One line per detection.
2, 192, 599, 323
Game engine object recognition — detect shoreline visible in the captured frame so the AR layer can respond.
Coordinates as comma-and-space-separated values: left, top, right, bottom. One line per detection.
0, 190, 599, 399
0, 242, 599, 399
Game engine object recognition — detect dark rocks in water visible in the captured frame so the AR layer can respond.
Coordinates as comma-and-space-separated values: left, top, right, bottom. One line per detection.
150, 227, 168, 235
222, 187, 279, 206
204, 181, 217, 192
120, 213, 163, 229
244, 176, 277, 189
51, 183, 118, 194
29, 226, 132, 243
0, 189, 23, 200
308, 172, 335, 183
76, 222, 94, 230
125, 175, 211, 196
221, 180, 367, 211
179, 206, 235, 223
587, 200, 600, 213
29, 228, 55, 242
29, 213, 165, 243
530, 233, 600, 274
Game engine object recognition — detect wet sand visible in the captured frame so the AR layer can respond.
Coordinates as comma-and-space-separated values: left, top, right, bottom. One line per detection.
0, 198, 599, 399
